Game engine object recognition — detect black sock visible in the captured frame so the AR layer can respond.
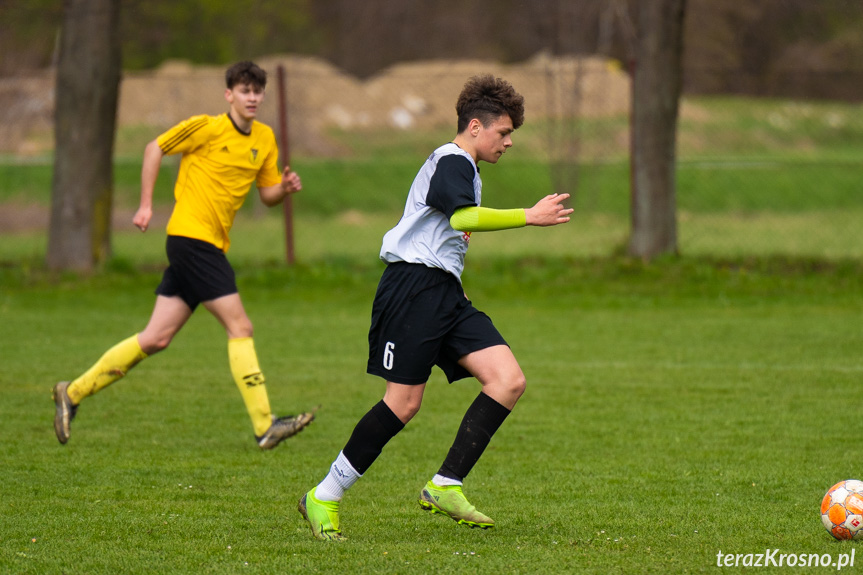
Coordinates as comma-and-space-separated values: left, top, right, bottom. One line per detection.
342, 400, 405, 475
437, 392, 511, 481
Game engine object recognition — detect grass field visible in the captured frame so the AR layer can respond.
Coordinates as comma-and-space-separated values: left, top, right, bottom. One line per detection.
2, 94, 863, 573
3, 250, 863, 573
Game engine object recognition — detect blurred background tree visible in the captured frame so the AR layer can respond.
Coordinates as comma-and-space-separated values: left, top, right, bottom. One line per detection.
46, 0, 121, 272
2, 0, 862, 99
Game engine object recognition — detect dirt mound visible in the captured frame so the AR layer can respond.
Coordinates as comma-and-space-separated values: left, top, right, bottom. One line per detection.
0, 53, 630, 156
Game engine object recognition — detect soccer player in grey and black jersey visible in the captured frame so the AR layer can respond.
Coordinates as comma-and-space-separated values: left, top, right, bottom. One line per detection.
298, 74, 573, 540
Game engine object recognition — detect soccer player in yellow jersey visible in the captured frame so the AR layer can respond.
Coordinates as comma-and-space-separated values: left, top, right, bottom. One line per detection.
52, 61, 315, 449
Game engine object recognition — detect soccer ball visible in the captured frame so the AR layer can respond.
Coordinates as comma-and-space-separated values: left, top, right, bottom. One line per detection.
821, 479, 863, 540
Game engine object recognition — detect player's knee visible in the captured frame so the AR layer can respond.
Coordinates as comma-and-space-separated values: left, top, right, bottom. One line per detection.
390, 395, 423, 423
139, 333, 171, 355
383, 384, 424, 423
401, 397, 423, 421
482, 371, 525, 407
229, 319, 254, 339
495, 369, 526, 403
509, 371, 527, 400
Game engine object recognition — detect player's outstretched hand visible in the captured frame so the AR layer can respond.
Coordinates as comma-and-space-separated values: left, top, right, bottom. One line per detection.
525, 193, 573, 227
133, 206, 152, 232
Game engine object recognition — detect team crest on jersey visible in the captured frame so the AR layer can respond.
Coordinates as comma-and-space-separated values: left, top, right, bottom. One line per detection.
250, 148, 259, 162
462, 231, 472, 243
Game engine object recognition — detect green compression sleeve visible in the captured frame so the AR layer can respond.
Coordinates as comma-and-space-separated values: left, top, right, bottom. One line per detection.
449, 206, 527, 232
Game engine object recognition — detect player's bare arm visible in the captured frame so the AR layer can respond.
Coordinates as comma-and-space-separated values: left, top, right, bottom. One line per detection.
134, 139, 165, 232
259, 166, 302, 207
524, 193, 573, 227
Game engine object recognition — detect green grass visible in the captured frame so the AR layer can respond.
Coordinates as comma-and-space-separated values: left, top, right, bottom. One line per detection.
678, 97, 863, 160
3, 92, 863, 572
2, 256, 863, 574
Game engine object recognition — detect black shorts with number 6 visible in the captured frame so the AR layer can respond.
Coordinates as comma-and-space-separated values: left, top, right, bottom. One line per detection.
366, 262, 508, 385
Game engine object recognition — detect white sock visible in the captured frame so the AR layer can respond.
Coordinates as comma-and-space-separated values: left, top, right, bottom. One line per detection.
315, 451, 361, 502
432, 474, 463, 487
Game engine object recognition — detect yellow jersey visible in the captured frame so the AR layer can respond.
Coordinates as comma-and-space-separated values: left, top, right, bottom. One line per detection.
158, 113, 281, 252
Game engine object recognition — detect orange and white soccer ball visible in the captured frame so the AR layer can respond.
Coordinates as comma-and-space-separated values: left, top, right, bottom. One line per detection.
821, 480, 863, 540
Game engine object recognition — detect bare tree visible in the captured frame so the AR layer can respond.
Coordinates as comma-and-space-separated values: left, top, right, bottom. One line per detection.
47, 0, 121, 272
627, 0, 686, 259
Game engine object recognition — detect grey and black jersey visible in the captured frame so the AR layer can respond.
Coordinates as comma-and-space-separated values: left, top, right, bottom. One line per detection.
379, 142, 480, 282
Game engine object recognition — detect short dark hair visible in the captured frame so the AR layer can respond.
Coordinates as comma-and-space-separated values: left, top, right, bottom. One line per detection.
225, 61, 267, 90
456, 74, 525, 133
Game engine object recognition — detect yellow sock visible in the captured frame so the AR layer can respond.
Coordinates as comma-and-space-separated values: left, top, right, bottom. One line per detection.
228, 337, 273, 436
67, 335, 148, 404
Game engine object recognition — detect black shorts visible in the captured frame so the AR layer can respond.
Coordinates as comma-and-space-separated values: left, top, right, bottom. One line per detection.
155, 236, 238, 311
366, 262, 508, 385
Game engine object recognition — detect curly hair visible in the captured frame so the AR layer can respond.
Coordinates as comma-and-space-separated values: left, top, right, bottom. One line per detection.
225, 61, 267, 90
455, 74, 525, 133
